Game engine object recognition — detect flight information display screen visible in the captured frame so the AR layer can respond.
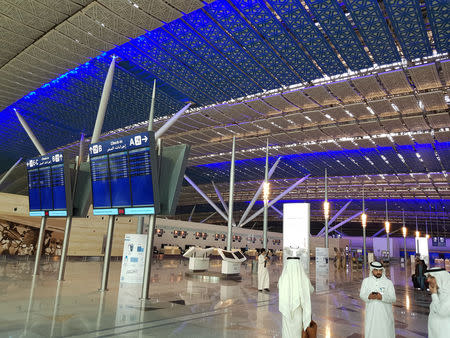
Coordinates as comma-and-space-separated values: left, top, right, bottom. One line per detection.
89, 131, 159, 216
26, 152, 72, 217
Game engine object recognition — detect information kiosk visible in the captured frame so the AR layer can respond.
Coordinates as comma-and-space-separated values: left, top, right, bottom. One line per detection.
183, 247, 214, 272
219, 249, 246, 275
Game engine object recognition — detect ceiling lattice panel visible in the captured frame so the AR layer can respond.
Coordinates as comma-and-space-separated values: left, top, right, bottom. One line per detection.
0, 0, 449, 221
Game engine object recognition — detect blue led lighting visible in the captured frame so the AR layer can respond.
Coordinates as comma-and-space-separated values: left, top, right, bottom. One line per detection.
93, 209, 119, 216
186, 142, 450, 185
48, 210, 68, 217
0, 0, 445, 174
29, 211, 45, 217
124, 207, 155, 215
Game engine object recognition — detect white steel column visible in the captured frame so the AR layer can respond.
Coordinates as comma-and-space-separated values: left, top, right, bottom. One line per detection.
15, 110, 46, 155
241, 175, 310, 227
263, 138, 269, 249
184, 175, 228, 222
92, 57, 116, 143
238, 157, 281, 226
227, 136, 236, 250
0, 157, 22, 187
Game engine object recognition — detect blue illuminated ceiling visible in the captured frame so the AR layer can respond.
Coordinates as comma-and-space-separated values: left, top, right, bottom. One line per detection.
186, 142, 450, 185
1, 0, 448, 170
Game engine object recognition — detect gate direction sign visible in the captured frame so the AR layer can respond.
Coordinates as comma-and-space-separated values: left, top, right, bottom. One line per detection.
26, 151, 72, 217
89, 131, 160, 216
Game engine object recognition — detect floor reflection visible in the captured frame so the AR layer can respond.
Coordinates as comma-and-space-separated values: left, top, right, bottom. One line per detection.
0, 257, 430, 337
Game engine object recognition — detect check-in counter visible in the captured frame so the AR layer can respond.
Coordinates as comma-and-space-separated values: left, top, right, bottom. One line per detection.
246, 249, 258, 257
163, 246, 181, 255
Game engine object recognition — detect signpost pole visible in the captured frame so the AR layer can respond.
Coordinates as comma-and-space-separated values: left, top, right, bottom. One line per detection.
58, 148, 82, 281
15, 109, 49, 276
140, 80, 158, 300
58, 216, 73, 281
140, 137, 161, 300
324, 169, 329, 249
226, 136, 236, 251
263, 138, 269, 250
137, 216, 145, 234
33, 216, 47, 275
141, 214, 156, 300
100, 215, 115, 291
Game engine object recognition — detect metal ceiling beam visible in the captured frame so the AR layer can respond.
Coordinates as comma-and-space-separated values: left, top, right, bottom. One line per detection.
200, 212, 217, 223
240, 174, 310, 227
237, 156, 282, 226
0, 157, 22, 188
212, 181, 228, 216
270, 205, 283, 217
184, 175, 228, 222
155, 102, 192, 140
15, 110, 46, 156
317, 200, 352, 237
372, 227, 385, 237
92, 57, 116, 144
325, 209, 367, 235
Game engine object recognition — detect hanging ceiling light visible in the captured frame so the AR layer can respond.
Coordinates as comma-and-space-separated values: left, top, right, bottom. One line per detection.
362, 213, 367, 228
324, 201, 330, 219
263, 182, 270, 205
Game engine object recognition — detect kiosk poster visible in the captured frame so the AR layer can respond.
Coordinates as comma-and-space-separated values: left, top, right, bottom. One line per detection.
119, 234, 147, 283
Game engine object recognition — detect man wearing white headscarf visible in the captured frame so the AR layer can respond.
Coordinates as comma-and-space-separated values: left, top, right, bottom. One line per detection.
360, 261, 396, 338
426, 267, 450, 338
258, 249, 270, 292
278, 252, 314, 338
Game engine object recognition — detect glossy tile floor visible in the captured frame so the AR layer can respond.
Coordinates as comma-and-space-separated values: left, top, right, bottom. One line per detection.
0, 256, 430, 337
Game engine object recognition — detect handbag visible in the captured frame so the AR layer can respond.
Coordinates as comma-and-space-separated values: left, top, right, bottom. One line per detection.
301, 319, 317, 338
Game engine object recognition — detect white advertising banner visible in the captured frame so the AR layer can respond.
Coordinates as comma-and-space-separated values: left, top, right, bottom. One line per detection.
315, 247, 329, 293
415, 237, 429, 266
120, 234, 147, 284
283, 203, 310, 272
315, 248, 329, 273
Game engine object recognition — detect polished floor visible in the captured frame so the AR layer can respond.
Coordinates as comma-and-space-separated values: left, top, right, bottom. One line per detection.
0, 256, 430, 337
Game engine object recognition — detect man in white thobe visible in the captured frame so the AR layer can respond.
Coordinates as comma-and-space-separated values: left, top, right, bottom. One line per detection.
426, 267, 450, 338
278, 254, 314, 338
360, 261, 396, 338
258, 249, 270, 291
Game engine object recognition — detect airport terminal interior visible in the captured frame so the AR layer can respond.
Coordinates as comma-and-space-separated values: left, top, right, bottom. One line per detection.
0, 0, 449, 337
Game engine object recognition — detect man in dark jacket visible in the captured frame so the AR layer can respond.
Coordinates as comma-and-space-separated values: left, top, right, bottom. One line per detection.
412, 255, 427, 290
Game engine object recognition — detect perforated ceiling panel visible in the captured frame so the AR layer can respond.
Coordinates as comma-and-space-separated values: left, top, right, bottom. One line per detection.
1, 0, 449, 221
351, 75, 386, 99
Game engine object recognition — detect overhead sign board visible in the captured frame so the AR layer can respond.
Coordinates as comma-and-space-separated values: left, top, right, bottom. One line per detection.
89, 131, 160, 216
432, 236, 439, 247
26, 151, 72, 217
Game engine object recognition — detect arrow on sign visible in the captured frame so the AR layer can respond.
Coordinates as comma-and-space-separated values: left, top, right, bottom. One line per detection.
142, 136, 148, 143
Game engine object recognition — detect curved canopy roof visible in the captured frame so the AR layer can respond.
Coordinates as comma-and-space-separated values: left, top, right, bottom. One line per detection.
0, 0, 449, 231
